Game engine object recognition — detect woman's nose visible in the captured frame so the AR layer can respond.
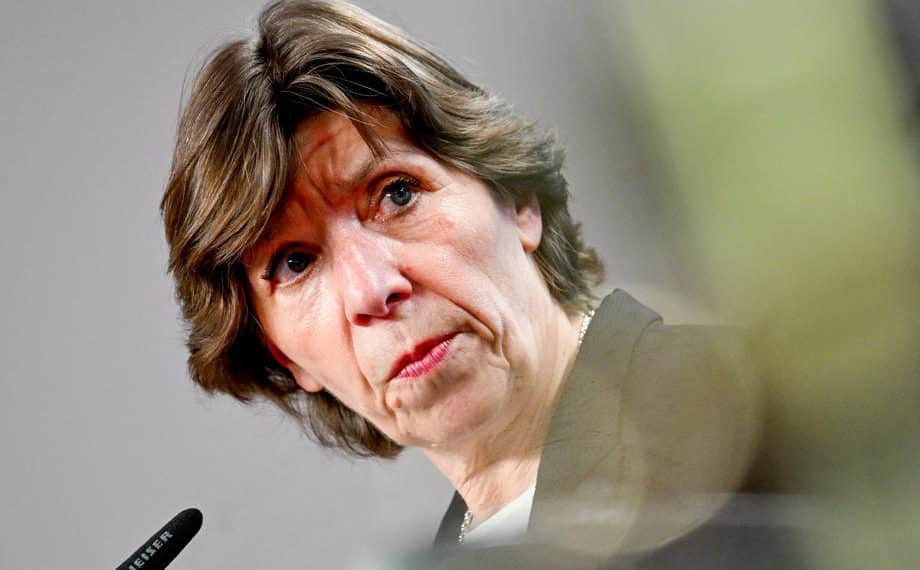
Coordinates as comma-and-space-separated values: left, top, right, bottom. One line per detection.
332, 231, 412, 325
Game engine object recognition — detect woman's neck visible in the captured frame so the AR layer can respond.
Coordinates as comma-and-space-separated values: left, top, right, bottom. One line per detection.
424, 301, 584, 524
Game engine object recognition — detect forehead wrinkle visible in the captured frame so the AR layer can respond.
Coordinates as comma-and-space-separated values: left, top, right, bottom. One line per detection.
292, 115, 404, 204
300, 146, 375, 208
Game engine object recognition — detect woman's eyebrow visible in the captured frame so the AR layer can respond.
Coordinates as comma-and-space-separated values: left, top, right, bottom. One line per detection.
342, 155, 385, 191
340, 149, 416, 191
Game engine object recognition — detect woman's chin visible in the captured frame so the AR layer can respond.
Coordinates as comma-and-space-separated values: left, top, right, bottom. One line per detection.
384, 365, 512, 450
383, 332, 504, 413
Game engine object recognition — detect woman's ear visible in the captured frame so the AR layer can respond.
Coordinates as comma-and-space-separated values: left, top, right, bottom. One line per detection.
514, 193, 543, 253
265, 339, 323, 393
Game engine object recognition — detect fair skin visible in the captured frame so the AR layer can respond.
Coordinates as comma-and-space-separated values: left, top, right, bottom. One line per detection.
244, 108, 583, 525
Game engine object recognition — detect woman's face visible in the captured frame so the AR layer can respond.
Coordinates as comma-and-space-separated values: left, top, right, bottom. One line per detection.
244, 109, 549, 449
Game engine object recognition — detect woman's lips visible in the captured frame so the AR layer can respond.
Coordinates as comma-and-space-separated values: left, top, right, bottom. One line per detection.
390, 333, 457, 381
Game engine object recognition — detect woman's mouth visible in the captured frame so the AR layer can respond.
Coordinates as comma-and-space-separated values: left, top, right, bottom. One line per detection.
389, 333, 457, 381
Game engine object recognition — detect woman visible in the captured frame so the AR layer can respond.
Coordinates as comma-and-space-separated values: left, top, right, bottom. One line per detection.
162, 0, 759, 564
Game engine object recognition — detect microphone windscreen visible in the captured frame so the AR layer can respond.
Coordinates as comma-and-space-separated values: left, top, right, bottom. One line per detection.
115, 507, 203, 570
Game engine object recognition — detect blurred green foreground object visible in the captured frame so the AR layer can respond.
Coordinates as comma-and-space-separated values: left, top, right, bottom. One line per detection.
621, 1, 920, 569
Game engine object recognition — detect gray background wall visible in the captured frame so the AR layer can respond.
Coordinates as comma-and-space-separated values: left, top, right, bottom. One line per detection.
0, 1, 701, 568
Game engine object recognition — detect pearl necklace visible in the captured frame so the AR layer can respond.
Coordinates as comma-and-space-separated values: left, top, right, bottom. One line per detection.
458, 309, 595, 544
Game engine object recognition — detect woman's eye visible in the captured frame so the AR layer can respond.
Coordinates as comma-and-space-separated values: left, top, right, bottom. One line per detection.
285, 251, 312, 274
263, 249, 315, 284
380, 177, 418, 211
386, 182, 413, 206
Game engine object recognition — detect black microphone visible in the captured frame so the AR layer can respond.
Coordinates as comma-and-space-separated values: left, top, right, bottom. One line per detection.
115, 508, 203, 570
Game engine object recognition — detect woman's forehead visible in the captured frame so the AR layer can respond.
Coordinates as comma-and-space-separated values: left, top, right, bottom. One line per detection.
289, 109, 405, 193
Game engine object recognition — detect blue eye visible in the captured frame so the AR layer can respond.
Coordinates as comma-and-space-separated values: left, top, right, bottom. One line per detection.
386, 182, 413, 206
381, 177, 417, 208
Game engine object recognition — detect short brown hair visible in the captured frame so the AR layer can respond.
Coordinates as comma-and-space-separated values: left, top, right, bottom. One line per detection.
161, 0, 603, 458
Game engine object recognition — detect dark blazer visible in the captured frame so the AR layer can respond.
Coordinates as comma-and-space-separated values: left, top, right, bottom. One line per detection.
430, 290, 793, 568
